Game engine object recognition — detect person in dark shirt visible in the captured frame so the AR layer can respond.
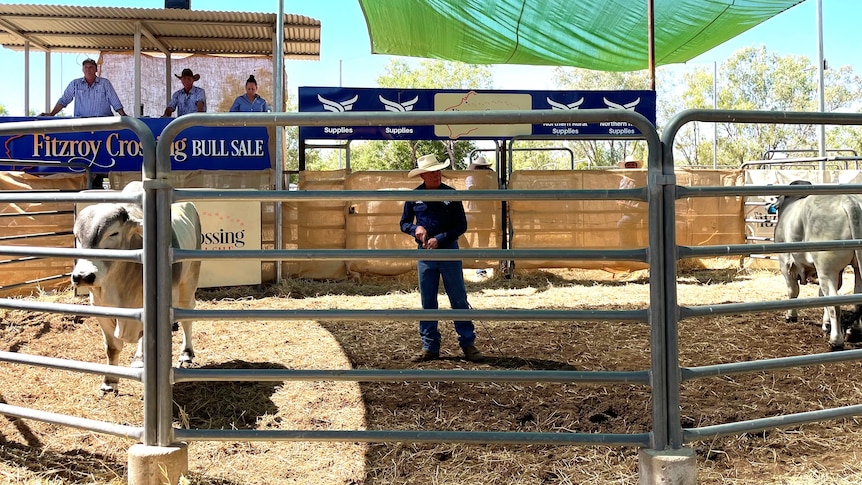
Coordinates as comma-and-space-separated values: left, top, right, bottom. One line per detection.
400, 153, 482, 363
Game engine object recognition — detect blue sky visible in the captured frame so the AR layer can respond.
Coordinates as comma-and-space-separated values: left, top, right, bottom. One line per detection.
0, 0, 857, 115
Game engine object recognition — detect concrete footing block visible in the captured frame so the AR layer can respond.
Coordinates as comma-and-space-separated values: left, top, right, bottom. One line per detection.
638, 447, 696, 485
128, 442, 189, 485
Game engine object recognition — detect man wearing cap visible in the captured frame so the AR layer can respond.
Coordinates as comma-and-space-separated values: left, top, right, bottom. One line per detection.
400, 153, 482, 363
466, 154, 496, 276
40, 58, 126, 117
163, 68, 206, 117
617, 155, 646, 247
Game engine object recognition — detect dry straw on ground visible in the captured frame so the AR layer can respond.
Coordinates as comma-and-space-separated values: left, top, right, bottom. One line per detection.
1, 267, 862, 484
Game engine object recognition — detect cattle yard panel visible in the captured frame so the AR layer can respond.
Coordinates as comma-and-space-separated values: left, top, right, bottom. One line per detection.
662, 108, 862, 449
0, 117, 163, 449
9, 109, 862, 482
155, 109, 667, 451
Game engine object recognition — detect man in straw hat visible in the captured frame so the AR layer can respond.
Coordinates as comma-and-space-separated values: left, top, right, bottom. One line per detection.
40, 58, 126, 118
163, 68, 206, 117
400, 153, 482, 363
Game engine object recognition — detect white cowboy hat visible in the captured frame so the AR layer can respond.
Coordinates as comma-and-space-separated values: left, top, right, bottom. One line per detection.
618, 155, 643, 169
408, 153, 450, 177
471, 155, 492, 166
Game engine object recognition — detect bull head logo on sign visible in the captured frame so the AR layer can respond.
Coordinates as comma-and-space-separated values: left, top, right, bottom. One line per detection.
603, 97, 641, 110
317, 94, 359, 112
546, 97, 584, 110
379, 95, 419, 112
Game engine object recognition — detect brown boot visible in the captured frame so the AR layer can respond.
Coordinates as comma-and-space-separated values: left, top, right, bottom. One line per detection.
411, 350, 440, 362
462, 345, 483, 362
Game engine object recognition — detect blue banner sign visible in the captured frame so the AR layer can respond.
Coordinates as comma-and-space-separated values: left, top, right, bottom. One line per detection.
298, 86, 656, 141
0, 117, 271, 173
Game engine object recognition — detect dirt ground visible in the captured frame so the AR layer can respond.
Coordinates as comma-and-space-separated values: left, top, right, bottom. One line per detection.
1, 267, 862, 484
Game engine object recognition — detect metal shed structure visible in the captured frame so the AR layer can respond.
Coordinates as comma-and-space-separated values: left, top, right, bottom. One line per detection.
0, 3, 321, 116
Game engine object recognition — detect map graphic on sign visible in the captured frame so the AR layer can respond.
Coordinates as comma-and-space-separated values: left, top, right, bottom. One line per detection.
433, 91, 532, 139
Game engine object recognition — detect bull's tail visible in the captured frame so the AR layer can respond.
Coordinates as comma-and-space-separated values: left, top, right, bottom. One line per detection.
843, 196, 862, 330
846, 196, 862, 273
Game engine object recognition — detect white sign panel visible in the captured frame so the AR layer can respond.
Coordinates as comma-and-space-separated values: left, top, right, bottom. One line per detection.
196, 197, 261, 288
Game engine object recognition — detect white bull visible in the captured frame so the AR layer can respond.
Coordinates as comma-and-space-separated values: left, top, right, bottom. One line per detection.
71, 181, 201, 393
774, 180, 862, 350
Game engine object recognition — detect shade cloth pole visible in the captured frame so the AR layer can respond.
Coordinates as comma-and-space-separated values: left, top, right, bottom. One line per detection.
648, 0, 655, 90
274, 0, 285, 282
816, 0, 826, 166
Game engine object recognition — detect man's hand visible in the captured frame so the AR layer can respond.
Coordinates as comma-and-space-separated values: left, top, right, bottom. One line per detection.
423, 237, 439, 249
415, 225, 428, 245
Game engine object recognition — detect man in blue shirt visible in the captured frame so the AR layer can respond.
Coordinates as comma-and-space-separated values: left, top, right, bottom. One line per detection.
40, 58, 126, 117
163, 68, 206, 117
400, 153, 482, 363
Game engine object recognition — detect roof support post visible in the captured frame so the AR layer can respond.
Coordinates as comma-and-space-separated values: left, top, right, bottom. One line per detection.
165, 55, 172, 110
44, 51, 51, 114
134, 22, 142, 117
23, 40, 29, 116
274, 0, 285, 283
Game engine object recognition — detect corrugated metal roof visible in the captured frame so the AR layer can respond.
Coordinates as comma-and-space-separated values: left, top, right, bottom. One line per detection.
0, 3, 320, 58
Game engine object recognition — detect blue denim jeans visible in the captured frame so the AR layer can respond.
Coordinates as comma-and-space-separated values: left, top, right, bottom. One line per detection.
417, 259, 475, 353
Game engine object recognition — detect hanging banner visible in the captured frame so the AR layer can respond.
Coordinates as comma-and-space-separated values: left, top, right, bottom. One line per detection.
0, 117, 271, 173
298, 86, 656, 140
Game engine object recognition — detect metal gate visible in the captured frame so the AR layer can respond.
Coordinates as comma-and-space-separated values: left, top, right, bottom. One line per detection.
2, 108, 862, 482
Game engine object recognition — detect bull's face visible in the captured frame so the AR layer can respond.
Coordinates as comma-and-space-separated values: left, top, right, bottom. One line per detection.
71, 204, 143, 288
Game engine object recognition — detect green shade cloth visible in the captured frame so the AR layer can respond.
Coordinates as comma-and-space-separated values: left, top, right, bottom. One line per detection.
358, 0, 805, 71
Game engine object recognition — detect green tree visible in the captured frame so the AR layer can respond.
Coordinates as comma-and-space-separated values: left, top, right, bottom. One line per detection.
679, 46, 862, 166
284, 93, 316, 174
377, 59, 494, 90
550, 67, 660, 167
348, 59, 490, 170
0, 104, 8, 116
509, 140, 576, 170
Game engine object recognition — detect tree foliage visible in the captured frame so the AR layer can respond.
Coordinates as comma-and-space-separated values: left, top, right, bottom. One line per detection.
678, 46, 862, 166
333, 59, 489, 171
548, 67, 660, 167
377, 59, 493, 90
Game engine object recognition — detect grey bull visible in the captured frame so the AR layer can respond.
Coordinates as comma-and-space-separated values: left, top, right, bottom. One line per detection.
773, 180, 862, 350
71, 182, 201, 393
